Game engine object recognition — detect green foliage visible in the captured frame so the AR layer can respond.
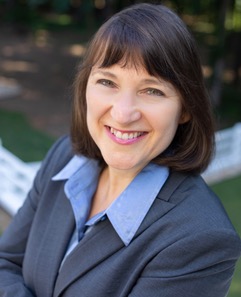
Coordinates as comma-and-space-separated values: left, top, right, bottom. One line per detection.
233, 0, 241, 31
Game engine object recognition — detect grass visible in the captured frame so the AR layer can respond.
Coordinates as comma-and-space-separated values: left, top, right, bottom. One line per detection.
0, 108, 55, 162
211, 176, 241, 297
0, 108, 240, 296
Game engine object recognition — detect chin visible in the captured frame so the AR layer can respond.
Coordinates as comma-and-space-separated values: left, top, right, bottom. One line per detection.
107, 162, 135, 171
104, 156, 145, 173
104, 155, 132, 167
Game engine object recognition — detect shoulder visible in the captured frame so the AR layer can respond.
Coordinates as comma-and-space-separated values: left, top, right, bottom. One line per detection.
151, 171, 241, 262
158, 171, 238, 232
162, 171, 222, 206
36, 135, 74, 181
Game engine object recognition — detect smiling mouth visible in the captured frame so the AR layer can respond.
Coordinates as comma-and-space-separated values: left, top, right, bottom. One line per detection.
109, 126, 146, 140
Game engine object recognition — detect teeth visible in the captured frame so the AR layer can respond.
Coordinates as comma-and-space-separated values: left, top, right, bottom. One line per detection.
116, 131, 122, 138
110, 127, 143, 140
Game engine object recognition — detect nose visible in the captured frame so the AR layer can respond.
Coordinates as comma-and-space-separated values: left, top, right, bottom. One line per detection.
110, 92, 141, 124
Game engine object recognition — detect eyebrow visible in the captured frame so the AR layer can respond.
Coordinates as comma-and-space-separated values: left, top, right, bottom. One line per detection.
91, 70, 117, 79
91, 69, 163, 85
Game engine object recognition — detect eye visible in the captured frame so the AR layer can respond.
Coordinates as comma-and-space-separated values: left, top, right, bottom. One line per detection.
146, 88, 165, 96
97, 79, 115, 88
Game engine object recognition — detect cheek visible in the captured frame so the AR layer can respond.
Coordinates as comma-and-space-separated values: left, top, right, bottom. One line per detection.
157, 103, 182, 128
154, 105, 182, 143
86, 88, 99, 118
86, 88, 96, 131
86, 88, 107, 130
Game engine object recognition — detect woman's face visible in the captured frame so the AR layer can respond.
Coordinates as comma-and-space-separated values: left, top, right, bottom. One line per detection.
86, 63, 186, 175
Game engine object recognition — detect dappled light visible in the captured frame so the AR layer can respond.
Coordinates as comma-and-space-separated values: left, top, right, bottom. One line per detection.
94, 0, 106, 10
34, 29, 50, 47
202, 65, 241, 83
44, 13, 73, 26
1, 44, 31, 56
65, 44, 86, 57
0, 77, 22, 99
0, 60, 38, 73
202, 65, 213, 78
223, 70, 236, 83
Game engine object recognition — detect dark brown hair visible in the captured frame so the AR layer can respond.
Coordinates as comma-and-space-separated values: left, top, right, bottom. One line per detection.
71, 3, 215, 174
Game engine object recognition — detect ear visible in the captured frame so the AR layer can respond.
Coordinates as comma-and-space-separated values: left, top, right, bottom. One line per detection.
179, 111, 190, 124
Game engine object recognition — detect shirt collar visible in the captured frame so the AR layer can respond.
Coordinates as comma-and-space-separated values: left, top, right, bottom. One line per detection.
52, 155, 94, 181
105, 163, 169, 245
52, 156, 169, 246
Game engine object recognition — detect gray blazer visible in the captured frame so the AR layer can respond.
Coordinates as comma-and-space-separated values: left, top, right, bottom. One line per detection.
0, 136, 240, 297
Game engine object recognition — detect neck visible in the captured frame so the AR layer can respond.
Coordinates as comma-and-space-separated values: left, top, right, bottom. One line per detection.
104, 166, 141, 200
88, 166, 141, 219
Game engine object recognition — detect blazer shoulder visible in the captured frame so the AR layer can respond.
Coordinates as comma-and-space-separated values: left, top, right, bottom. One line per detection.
37, 135, 74, 180
159, 171, 239, 233
159, 171, 216, 203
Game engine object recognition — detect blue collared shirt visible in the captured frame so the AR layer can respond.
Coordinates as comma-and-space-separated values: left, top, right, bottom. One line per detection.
52, 155, 169, 256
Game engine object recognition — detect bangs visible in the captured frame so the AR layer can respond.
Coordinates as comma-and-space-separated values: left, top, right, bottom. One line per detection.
90, 22, 146, 70
87, 18, 177, 83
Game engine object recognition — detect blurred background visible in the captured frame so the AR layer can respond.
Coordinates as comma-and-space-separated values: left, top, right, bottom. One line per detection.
0, 0, 240, 296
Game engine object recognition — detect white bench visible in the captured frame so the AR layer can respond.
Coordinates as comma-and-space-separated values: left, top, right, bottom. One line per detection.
0, 140, 40, 216
202, 123, 241, 184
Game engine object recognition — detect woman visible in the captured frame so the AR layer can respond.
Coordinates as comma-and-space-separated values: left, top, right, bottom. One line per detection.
0, 3, 240, 297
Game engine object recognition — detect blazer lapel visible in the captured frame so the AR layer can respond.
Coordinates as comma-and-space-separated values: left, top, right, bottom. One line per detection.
54, 218, 124, 297
53, 171, 188, 297
33, 183, 75, 297
135, 171, 188, 237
